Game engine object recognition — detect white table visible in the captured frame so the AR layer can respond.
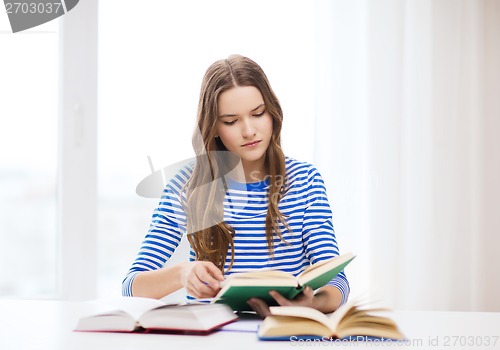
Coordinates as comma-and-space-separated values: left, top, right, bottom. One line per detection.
0, 299, 499, 350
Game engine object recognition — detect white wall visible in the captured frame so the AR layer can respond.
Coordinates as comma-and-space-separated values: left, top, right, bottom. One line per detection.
315, 0, 500, 311
2, 0, 499, 311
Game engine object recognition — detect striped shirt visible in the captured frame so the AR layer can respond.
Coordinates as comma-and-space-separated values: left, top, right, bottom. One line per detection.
122, 157, 350, 304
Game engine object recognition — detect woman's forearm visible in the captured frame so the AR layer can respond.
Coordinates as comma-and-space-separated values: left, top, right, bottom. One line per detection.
312, 285, 343, 313
131, 263, 185, 299
130, 261, 223, 299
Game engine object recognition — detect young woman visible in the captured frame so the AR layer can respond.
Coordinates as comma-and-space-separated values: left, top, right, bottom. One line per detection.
122, 55, 349, 316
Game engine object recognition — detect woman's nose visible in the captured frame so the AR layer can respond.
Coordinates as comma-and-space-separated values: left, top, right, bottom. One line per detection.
242, 119, 256, 138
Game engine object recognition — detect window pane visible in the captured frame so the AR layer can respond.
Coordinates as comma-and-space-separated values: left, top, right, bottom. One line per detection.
97, 0, 315, 298
0, 20, 58, 297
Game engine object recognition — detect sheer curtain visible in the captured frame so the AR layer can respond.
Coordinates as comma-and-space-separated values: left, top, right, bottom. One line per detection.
315, 0, 500, 311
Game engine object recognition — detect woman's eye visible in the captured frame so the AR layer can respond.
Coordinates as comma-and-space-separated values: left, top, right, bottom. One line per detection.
254, 112, 265, 117
223, 120, 236, 125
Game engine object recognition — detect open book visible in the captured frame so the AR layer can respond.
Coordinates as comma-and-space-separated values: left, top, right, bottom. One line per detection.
74, 297, 238, 334
258, 298, 405, 340
213, 252, 355, 311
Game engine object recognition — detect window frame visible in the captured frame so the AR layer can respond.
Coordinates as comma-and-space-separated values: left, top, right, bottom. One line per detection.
57, 0, 98, 300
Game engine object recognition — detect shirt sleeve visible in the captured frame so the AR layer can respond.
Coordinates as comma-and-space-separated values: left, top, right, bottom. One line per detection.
121, 170, 189, 297
301, 165, 350, 305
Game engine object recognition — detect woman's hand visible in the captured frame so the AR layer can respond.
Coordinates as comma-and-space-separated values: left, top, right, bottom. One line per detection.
247, 285, 343, 318
247, 286, 315, 318
179, 261, 224, 298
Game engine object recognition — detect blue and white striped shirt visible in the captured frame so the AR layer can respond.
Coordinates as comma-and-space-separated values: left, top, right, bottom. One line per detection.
122, 157, 350, 304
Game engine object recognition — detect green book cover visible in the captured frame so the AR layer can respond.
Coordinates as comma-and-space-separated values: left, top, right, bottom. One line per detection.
213, 253, 355, 311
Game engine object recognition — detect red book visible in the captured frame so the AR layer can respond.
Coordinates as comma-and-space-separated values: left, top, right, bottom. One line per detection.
74, 297, 238, 334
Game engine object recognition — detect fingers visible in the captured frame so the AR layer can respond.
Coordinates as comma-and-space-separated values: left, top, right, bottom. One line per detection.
270, 287, 314, 307
248, 288, 315, 318
197, 262, 224, 288
269, 290, 292, 306
299, 286, 314, 300
247, 298, 271, 318
186, 277, 218, 298
186, 262, 224, 298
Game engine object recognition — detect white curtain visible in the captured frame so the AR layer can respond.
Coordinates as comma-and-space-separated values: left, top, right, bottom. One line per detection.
315, 0, 500, 311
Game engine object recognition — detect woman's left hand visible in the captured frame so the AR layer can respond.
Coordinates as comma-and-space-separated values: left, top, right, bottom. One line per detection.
247, 286, 315, 318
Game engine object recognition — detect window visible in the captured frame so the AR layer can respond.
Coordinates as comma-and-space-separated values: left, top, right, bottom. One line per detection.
97, 0, 316, 299
0, 19, 59, 298
1, 0, 317, 300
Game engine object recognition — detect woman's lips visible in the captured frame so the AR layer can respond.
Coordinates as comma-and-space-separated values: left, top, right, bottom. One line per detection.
242, 140, 261, 147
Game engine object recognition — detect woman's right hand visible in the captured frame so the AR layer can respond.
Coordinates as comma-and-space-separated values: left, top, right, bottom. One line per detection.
179, 261, 225, 298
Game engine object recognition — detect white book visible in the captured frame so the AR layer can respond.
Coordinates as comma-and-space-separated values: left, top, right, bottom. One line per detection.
74, 297, 238, 334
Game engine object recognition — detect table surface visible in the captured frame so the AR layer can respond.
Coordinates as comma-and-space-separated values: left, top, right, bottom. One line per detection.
0, 299, 499, 350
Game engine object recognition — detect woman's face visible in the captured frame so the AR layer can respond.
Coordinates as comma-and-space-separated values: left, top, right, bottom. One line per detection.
215, 86, 273, 176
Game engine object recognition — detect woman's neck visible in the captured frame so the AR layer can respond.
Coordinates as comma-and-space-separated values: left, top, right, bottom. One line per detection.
227, 159, 267, 183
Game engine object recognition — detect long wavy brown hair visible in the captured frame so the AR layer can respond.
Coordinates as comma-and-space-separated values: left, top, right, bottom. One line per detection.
184, 55, 289, 273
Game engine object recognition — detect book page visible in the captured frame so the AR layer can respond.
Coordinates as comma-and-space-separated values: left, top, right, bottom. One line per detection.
220, 270, 296, 288
81, 297, 168, 321
325, 298, 358, 331
297, 252, 355, 287
224, 269, 294, 280
269, 306, 332, 330
259, 316, 333, 338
